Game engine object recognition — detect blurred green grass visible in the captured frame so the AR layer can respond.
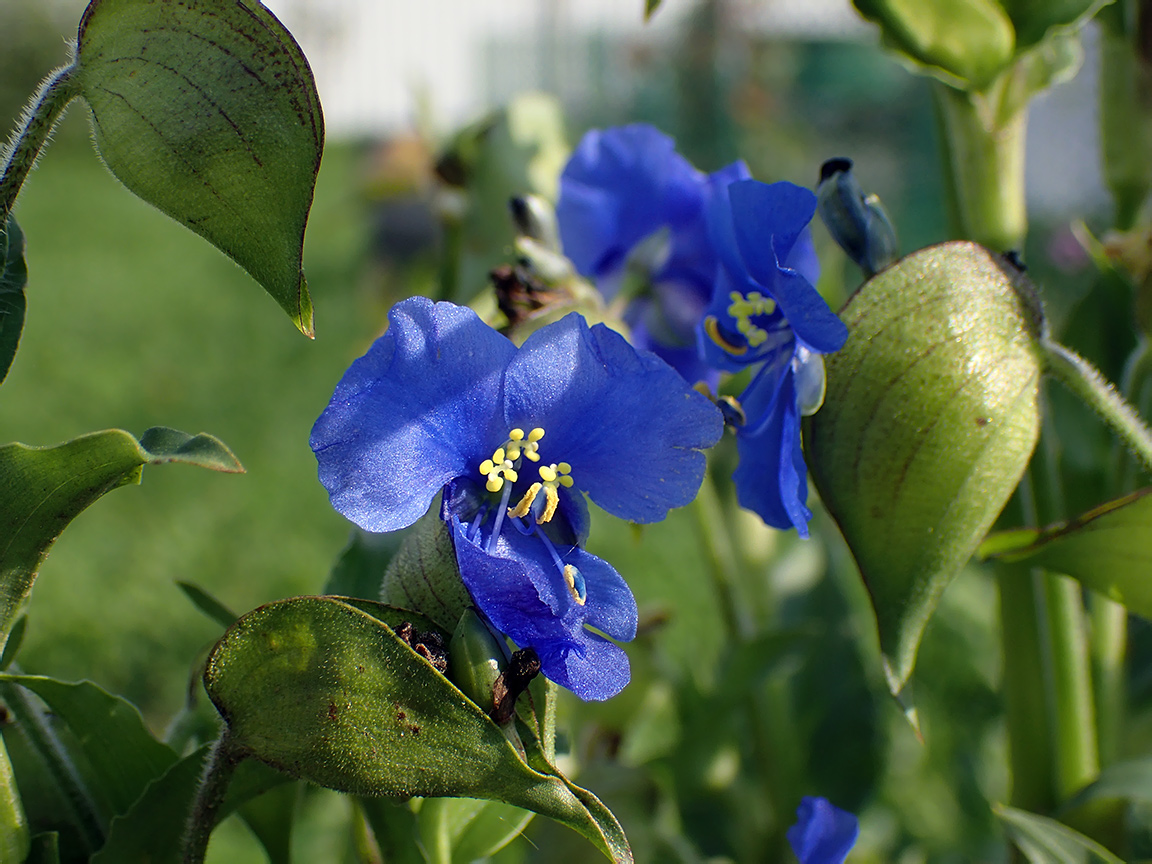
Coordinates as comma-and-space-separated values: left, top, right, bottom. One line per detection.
3, 112, 385, 723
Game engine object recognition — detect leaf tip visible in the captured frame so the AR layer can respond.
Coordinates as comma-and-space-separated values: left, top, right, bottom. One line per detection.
294, 273, 315, 339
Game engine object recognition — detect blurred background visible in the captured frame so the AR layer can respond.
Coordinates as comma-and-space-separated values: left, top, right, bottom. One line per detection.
0, 0, 1114, 860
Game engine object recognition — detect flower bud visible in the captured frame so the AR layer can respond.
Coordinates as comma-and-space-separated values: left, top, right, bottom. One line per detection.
448, 608, 508, 716
816, 158, 898, 277
509, 194, 560, 251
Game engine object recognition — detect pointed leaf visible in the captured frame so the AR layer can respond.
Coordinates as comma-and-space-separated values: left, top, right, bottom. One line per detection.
176, 581, 238, 629
73, 0, 323, 335
982, 488, 1152, 620
92, 745, 288, 864
0, 216, 26, 386
0, 427, 242, 651
995, 804, 1124, 864
807, 242, 1044, 694
379, 509, 470, 633
0, 676, 176, 816
204, 596, 633, 863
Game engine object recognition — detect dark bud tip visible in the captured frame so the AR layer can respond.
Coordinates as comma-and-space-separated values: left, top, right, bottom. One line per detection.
491, 647, 541, 725
820, 157, 854, 183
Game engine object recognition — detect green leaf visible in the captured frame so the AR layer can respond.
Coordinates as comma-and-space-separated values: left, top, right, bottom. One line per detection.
323, 527, 405, 600
204, 596, 633, 863
92, 745, 288, 863
379, 509, 471, 633
73, 0, 323, 336
417, 797, 533, 864
24, 833, 57, 864
0, 216, 26, 386
358, 798, 427, 864
995, 803, 1125, 863
998, 0, 1113, 49
644, 0, 663, 20
238, 781, 298, 864
0, 427, 241, 650
1062, 756, 1152, 811
0, 738, 29, 864
807, 242, 1044, 694
0, 676, 176, 817
982, 488, 1152, 619
852, 0, 1015, 89
176, 581, 238, 629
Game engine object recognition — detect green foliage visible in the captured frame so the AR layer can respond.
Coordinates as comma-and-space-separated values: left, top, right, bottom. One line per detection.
379, 509, 472, 633
998, 0, 1113, 49
204, 596, 633, 863
0, 428, 241, 655
807, 242, 1044, 693
983, 489, 1152, 618
90, 746, 288, 863
852, 0, 1016, 89
0, 216, 26, 386
72, 0, 323, 336
995, 804, 1125, 864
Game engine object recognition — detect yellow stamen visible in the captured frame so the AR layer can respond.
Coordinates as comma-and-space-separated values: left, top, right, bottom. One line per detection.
704, 316, 747, 356
509, 482, 541, 518
725, 291, 776, 348
542, 485, 560, 522
479, 446, 517, 492
563, 565, 587, 605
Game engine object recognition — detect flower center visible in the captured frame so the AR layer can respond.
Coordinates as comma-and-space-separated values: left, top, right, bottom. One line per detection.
703, 291, 778, 355
477, 427, 574, 524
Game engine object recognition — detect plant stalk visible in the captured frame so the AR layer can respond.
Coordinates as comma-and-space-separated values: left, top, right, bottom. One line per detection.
1043, 339, 1152, 475
932, 81, 1027, 251
181, 729, 246, 864
0, 64, 79, 223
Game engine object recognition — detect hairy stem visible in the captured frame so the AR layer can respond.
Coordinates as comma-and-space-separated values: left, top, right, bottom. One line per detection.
0, 64, 80, 223
181, 729, 246, 864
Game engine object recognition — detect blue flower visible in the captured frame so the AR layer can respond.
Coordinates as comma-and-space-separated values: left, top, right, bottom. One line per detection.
556, 123, 748, 384
786, 797, 859, 864
698, 179, 848, 537
311, 297, 722, 700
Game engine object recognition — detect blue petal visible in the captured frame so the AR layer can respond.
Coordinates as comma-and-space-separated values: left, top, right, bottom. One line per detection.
786, 797, 859, 864
557, 124, 705, 280
731, 355, 813, 536
310, 298, 514, 532
503, 313, 723, 523
450, 520, 636, 701
727, 181, 848, 354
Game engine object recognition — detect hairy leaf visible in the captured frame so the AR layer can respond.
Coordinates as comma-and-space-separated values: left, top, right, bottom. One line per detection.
807, 242, 1044, 694
74, 0, 323, 335
204, 596, 632, 863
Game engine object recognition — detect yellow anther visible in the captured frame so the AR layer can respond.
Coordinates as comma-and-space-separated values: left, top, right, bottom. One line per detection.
724, 291, 775, 349
563, 564, 587, 605
542, 485, 560, 523
509, 482, 542, 518
704, 316, 747, 356
499, 427, 544, 462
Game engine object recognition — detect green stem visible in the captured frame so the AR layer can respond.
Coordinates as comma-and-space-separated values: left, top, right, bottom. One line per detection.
0, 735, 28, 864
0, 678, 102, 853
1042, 339, 1152, 475
689, 471, 748, 641
1041, 573, 1099, 799
0, 64, 79, 223
998, 562, 1056, 813
1098, 0, 1152, 229
1089, 595, 1127, 768
181, 729, 246, 864
932, 80, 1027, 251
